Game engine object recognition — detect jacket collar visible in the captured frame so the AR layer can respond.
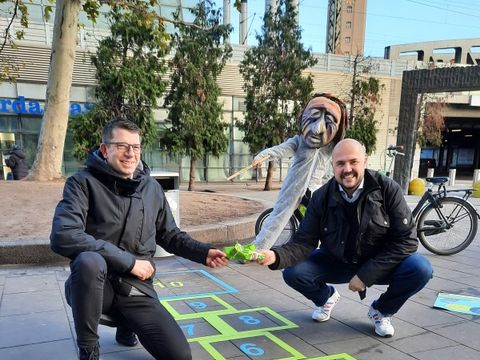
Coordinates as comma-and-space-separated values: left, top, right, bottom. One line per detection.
327, 169, 382, 207
86, 148, 150, 196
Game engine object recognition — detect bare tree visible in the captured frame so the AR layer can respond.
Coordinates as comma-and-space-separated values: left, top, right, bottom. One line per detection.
28, 0, 82, 180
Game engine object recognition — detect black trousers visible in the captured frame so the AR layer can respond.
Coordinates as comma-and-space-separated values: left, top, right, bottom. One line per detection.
65, 251, 191, 360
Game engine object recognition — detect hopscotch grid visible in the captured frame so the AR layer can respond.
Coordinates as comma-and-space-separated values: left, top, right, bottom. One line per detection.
155, 269, 238, 300
154, 269, 355, 360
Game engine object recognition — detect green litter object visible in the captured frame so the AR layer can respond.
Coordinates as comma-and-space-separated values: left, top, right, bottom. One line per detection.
224, 243, 265, 262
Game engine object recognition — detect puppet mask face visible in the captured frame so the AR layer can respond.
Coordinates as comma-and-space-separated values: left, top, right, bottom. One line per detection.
300, 97, 342, 148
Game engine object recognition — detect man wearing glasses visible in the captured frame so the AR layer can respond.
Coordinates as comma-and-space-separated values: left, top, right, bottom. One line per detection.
50, 119, 228, 360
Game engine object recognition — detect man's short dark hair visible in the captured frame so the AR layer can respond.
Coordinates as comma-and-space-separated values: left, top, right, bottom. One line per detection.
102, 119, 141, 143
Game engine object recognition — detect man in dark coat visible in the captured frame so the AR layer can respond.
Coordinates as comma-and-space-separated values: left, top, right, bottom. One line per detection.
5, 145, 30, 180
258, 139, 432, 338
50, 119, 228, 360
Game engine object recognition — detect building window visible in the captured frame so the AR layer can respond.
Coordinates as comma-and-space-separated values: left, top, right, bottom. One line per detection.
346, 21, 352, 29
346, 5, 353, 13
345, 37, 351, 44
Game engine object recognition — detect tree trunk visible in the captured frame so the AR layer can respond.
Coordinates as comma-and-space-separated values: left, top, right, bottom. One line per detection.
29, 0, 82, 181
188, 158, 196, 191
264, 160, 275, 191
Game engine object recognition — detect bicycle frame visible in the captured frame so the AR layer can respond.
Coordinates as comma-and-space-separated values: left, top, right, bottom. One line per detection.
411, 187, 444, 219
412, 181, 480, 228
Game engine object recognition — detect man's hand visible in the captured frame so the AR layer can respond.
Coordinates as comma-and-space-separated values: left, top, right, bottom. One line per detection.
130, 259, 155, 281
257, 249, 276, 266
206, 249, 229, 268
348, 275, 366, 292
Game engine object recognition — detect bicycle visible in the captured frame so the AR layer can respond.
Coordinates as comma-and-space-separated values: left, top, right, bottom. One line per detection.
413, 176, 479, 255
254, 189, 311, 246
380, 145, 405, 178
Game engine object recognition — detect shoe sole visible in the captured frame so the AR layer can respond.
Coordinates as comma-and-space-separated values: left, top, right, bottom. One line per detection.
374, 329, 394, 338
115, 337, 138, 347
312, 315, 330, 322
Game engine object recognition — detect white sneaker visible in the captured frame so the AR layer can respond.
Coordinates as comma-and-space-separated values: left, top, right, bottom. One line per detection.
368, 305, 395, 337
312, 287, 340, 322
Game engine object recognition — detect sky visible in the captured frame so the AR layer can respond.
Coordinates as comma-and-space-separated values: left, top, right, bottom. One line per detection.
215, 0, 480, 58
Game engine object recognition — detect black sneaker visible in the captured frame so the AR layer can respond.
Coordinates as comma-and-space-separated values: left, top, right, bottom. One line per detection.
115, 326, 138, 347
78, 343, 99, 360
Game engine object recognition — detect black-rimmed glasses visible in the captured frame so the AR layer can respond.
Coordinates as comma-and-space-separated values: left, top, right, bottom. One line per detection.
106, 142, 142, 154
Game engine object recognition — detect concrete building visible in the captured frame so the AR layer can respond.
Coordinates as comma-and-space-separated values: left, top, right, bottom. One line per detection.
385, 39, 480, 179
385, 38, 480, 65
326, 0, 367, 56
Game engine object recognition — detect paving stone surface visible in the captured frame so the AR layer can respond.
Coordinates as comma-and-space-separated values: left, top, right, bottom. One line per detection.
1, 182, 480, 359
0, 244, 479, 360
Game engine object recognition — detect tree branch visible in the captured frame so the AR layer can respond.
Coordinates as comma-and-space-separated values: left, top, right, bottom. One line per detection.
1, 0, 20, 53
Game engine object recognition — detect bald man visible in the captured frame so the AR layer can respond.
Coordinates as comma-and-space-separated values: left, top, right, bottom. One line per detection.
258, 139, 432, 338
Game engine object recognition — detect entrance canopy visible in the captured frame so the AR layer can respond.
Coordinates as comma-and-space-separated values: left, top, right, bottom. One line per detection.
394, 66, 480, 192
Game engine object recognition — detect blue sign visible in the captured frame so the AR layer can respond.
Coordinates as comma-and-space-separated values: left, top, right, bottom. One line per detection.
0, 96, 93, 117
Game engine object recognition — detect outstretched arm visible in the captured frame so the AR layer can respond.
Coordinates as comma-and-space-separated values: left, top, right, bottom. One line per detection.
253, 136, 300, 165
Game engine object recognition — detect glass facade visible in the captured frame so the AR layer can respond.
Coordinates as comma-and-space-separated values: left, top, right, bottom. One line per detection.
0, 114, 39, 180
142, 95, 255, 182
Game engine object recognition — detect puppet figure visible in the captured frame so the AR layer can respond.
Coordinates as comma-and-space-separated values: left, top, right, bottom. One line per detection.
252, 93, 348, 250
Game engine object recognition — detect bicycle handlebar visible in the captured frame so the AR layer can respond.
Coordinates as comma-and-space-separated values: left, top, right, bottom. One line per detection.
386, 146, 405, 157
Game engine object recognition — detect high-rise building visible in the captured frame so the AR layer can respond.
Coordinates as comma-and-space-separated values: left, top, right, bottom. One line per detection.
325, 0, 367, 56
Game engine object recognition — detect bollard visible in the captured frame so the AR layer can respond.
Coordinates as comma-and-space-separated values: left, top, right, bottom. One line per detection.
473, 181, 480, 198
473, 169, 480, 184
427, 168, 434, 177
408, 178, 425, 195
448, 169, 456, 186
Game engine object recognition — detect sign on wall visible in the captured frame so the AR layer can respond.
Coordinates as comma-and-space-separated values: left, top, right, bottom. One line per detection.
0, 96, 93, 117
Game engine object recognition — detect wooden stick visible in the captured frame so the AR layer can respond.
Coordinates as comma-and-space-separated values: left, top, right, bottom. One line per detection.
226, 155, 271, 181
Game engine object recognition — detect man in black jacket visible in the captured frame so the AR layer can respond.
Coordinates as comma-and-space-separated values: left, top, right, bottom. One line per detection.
50, 119, 228, 360
5, 145, 30, 180
258, 139, 432, 338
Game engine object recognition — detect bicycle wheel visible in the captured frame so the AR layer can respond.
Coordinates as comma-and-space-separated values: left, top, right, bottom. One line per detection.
417, 196, 478, 255
254, 208, 298, 246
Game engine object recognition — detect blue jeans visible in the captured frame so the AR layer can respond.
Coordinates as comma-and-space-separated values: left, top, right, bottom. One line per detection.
282, 247, 433, 315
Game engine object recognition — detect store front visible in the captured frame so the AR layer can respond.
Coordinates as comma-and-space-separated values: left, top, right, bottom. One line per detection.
0, 94, 254, 182
0, 96, 92, 179
419, 117, 480, 179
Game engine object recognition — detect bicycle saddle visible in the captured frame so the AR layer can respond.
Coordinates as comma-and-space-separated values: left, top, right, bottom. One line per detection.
425, 177, 448, 184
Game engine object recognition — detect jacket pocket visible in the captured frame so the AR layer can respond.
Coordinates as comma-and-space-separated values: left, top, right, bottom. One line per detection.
371, 214, 390, 230
363, 213, 390, 245
320, 214, 339, 237
367, 213, 390, 240
319, 215, 341, 252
